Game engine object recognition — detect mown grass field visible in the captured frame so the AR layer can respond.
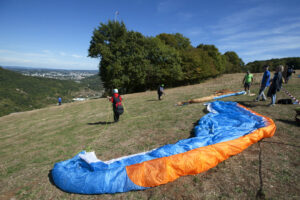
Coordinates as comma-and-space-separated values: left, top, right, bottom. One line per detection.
0, 72, 299, 200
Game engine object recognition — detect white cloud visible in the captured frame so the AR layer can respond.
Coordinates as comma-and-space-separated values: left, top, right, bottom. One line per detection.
42, 49, 51, 54
0, 49, 98, 70
185, 27, 203, 37
271, 21, 300, 34
177, 12, 194, 21
59, 52, 66, 56
0, 57, 34, 65
202, 3, 300, 63
71, 54, 83, 58
210, 5, 279, 36
0, 49, 17, 54
157, 0, 181, 13
218, 21, 300, 43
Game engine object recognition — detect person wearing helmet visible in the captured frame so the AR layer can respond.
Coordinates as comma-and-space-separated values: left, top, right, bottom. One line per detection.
157, 84, 164, 100
107, 89, 124, 122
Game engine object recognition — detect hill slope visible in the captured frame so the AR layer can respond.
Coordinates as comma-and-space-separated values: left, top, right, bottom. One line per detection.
0, 71, 299, 199
79, 74, 103, 92
0, 67, 99, 117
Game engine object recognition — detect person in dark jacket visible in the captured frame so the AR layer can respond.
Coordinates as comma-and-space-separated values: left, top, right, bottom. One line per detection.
286, 65, 295, 83
107, 89, 123, 122
157, 84, 164, 100
255, 65, 270, 101
267, 65, 283, 106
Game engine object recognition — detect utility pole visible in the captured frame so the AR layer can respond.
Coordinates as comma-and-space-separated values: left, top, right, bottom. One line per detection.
114, 11, 119, 22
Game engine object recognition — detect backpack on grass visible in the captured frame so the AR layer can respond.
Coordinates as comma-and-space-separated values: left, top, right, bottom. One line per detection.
277, 99, 292, 104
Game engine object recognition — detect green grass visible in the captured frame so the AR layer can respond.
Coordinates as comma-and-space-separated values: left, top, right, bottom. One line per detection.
0, 71, 299, 199
0, 67, 103, 117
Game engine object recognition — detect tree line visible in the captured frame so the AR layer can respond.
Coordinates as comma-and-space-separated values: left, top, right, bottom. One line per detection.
88, 20, 244, 94
246, 57, 300, 73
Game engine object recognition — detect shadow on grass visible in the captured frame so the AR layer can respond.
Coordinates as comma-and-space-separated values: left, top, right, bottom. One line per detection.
276, 119, 299, 126
87, 121, 115, 125
236, 101, 259, 108
202, 107, 209, 114
188, 108, 208, 138
146, 99, 159, 102
48, 170, 73, 194
48, 170, 60, 189
256, 140, 266, 200
189, 120, 200, 138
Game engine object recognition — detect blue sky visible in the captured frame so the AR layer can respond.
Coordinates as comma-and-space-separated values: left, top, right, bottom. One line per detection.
0, 0, 300, 70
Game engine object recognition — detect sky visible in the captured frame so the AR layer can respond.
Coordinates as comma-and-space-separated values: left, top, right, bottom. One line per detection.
0, 0, 300, 70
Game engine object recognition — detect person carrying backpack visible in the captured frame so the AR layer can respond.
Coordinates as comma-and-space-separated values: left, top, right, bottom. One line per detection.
107, 89, 124, 122
157, 84, 164, 100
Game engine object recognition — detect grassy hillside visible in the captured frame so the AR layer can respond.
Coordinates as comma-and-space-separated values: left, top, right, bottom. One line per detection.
79, 74, 103, 92
0, 71, 299, 199
0, 67, 103, 117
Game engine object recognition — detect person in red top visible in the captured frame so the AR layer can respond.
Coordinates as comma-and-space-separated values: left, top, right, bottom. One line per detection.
107, 89, 123, 122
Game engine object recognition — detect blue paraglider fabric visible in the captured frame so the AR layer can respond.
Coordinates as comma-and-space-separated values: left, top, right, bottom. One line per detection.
52, 101, 267, 194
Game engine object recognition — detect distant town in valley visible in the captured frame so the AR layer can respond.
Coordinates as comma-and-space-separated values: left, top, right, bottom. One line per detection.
2, 66, 98, 81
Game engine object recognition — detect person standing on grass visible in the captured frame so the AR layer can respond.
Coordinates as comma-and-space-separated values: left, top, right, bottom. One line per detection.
58, 97, 62, 105
107, 89, 124, 122
267, 65, 284, 106
286, 65, 295, 83
157, 84, 164, 100
243, 70, 254, 95
255, 65, 271, 101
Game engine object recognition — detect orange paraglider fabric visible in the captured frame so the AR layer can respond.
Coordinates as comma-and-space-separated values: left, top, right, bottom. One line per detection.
126, 104, 275, 187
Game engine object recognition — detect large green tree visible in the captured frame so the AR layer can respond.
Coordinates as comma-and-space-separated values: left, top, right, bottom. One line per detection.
224, 51, 244, 73
88, 20, 246, 93
156, 33, 192, 51
89, 21, 184, 93
181, 48, 217, 84
88, 20, 128, 91
145, 37, 183, 88
197, 44, 227, 74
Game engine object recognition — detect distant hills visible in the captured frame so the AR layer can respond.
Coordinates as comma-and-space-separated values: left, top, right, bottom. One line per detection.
0, 66, 102, 117
2, 65, 98, 73
80, 74, 104, 92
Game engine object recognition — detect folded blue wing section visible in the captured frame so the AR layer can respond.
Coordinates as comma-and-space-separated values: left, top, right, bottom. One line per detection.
52, 101, 267, 194
51, 152, 147, 194
213, 91, 246, 100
